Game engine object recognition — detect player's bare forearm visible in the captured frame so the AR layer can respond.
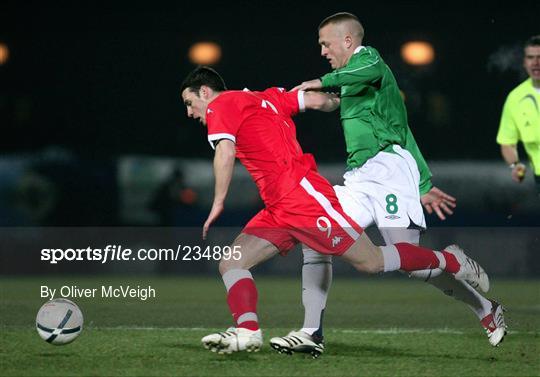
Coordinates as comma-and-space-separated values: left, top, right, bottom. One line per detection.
203, 140, 236, 239
303, 92, 340, 112
212, 140, 236, 205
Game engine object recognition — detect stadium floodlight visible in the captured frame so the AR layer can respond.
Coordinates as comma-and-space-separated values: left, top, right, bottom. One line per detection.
188, 42, 222, 65
0, 43, 9, 65
401, 41, 434, 66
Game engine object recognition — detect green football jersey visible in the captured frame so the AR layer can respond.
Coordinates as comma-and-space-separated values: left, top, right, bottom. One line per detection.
321, 46, 432, 195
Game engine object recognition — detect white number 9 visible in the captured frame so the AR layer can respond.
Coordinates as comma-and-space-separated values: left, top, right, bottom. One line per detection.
316, 216, 332, 238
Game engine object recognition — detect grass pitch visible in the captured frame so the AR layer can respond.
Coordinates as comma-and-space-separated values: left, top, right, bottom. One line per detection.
1, 276, 539, 376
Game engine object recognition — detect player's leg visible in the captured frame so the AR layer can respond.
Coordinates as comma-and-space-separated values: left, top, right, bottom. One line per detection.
383, 228, 493, 319
278, 186, 372, 354
382, 228, 506, 346
341, 232, 489, 292
202, 232, 279, 354
219, 233, 279, 330
269, 174, 369, 358
300, 247, 332, 338
379, 227, 421, 245
368, 147, 505, 344
425, 273, 506, 345
269, 246, 330, 358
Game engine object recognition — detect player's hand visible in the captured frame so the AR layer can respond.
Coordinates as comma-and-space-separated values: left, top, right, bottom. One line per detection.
511, 163, 527, 183
202, 201, 224, 240
421, 186, 456, 220
292, 79, 323, 92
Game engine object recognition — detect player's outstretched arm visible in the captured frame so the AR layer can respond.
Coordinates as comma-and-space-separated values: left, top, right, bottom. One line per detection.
203, 139, 236, 239
420, 186, 457, 220
303, 91, 340, 112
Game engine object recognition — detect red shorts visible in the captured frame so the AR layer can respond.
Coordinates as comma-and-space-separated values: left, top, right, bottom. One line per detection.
243, 171, 364, 255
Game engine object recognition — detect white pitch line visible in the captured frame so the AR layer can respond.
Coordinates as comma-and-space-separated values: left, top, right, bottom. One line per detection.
84, 327, 536, 335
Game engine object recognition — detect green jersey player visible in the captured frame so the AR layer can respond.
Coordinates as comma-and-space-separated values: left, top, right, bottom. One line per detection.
270, 12, 506, 358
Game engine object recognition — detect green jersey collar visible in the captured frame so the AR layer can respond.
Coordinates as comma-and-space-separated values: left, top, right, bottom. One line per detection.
353, 46, 365, 55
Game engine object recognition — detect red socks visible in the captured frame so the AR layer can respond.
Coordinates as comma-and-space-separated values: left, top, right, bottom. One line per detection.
223, 270, 259, 331
393, 243, 460, 273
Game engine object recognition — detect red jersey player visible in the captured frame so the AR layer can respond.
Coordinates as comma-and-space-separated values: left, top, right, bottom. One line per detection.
180, 66, 489, 354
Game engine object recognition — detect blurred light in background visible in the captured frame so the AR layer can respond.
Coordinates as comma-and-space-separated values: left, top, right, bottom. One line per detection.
0, 43, 9, 65
401, 41, 434, 65
188, 42, 221, 65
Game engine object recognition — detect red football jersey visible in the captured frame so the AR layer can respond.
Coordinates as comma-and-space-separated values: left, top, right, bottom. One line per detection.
206, 88, 312, 207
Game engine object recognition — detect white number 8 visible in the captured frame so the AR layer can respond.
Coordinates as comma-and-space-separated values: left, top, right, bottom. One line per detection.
316, 216, 332, 238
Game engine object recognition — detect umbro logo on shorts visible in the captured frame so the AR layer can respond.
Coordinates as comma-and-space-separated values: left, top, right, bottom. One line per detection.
385, 215, 401, 220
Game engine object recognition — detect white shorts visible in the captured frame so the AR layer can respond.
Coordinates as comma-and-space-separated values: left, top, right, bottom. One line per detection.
333, 145, 426, 230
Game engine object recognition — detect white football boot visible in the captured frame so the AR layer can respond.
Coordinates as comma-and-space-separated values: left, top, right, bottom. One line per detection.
481, 300, 508, 347
445, 244, 490, 293
269, 330, 324, 358
201, 327, 262, 354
